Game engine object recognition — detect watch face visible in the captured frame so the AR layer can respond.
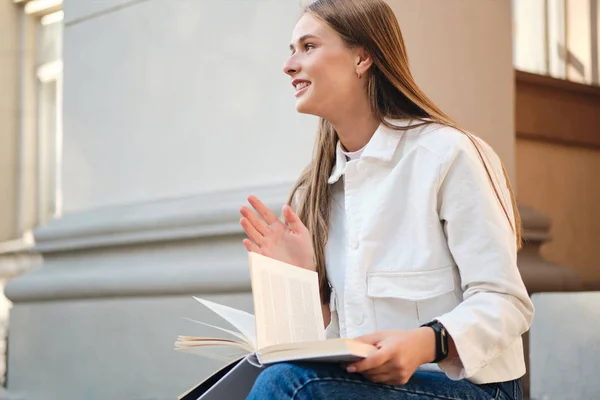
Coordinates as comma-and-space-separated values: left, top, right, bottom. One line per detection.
440, 328, 447, 355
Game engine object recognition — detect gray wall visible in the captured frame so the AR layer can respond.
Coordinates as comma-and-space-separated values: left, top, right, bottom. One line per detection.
62, 0, 316, 212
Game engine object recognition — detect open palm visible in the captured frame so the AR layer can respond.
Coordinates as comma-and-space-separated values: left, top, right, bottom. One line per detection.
239, 195, 316, 272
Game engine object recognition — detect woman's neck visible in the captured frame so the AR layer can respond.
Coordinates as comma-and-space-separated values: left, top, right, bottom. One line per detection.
327, 107, 380, 152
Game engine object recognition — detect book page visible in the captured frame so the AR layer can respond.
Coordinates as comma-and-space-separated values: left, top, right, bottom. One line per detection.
257, 338, 376, 365
193, 297, 257, 349
182, 318, 253, 346
248, 252, 325, 350
175, 344, 251, 364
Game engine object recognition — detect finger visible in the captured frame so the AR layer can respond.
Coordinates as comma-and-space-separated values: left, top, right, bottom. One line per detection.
240, 206, 270, 235
240, 217, 264, 247
361, 359, 395, 376
282, 204, 305, 233
348, 349, 390, 373
355, 331, 386, 346
247, 195, 279, 226
243, 239, 261, 254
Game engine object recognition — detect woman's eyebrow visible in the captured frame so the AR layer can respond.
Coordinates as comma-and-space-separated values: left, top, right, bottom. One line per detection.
289, 34, 320, 51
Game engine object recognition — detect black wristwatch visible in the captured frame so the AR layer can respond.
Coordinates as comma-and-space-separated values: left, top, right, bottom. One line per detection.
420, 320, 449, 363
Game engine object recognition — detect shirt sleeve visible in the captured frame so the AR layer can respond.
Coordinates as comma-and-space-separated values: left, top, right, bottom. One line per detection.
433, 135, 534, 380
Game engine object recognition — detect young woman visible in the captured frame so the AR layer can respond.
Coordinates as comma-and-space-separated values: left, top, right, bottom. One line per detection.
239, 1, 534, 399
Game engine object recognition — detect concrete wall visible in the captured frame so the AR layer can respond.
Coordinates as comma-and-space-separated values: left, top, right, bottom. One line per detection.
530, 292, 600, 400
61, 0, 316, 213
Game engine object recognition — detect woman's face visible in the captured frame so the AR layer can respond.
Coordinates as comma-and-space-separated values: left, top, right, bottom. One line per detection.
283, 13, 364, 119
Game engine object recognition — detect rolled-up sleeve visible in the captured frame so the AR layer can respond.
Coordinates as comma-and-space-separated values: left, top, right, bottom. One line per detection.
433, 135, 534, 380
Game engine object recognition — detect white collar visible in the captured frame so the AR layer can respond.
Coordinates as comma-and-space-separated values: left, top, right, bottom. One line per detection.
328, 118, 414, 184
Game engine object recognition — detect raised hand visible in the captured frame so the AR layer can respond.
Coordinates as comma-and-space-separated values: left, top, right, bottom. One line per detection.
240, 195, 316, 272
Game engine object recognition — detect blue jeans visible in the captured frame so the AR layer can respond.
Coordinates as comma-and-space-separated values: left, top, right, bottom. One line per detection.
246, 362, 522, 400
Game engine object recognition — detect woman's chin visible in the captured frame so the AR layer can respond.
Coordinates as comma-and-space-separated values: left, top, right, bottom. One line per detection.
295, 99, 317, 115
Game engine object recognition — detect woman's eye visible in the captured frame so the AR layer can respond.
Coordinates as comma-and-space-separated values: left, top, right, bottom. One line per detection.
304, 43, 315, 51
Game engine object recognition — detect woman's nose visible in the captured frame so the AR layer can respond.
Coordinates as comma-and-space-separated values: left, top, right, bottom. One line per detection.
282, 56, 300, 76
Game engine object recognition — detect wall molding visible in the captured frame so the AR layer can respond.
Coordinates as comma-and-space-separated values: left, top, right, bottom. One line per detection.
4, 256, 252, 303
5, 183, 293, 303
33, 183, 292, 253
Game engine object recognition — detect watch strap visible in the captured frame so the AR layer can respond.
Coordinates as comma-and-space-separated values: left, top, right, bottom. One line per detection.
420, 320, 449, 363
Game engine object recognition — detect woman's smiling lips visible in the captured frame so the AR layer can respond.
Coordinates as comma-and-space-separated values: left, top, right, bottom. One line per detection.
292, 79, 312, 97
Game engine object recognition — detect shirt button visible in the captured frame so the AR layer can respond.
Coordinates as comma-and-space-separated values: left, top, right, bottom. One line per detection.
350, 240, 359, 249
355, 313, 365, 325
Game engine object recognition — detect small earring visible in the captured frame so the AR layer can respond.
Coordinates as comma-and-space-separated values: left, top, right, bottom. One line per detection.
358, 72, 362, 79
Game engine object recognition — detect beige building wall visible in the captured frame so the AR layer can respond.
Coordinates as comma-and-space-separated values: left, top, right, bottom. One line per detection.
392, 0, 516, 182
0, 1, 20, 242
517, 139, 600, 284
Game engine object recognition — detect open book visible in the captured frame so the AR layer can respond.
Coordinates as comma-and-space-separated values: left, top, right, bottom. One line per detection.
175, 252, 376, 400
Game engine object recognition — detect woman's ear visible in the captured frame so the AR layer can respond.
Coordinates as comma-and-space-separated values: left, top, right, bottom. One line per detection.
355, 47, 373, 77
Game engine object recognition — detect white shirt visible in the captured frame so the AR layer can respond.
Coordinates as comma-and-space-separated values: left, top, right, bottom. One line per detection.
340, 145, 365, 161
326, 144, 365, 320
323, 119, 534, 384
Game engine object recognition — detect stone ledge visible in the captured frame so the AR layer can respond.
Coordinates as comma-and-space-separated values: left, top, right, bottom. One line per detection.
5, 253, 251, 303
5, 183, 293, 303
33, 183, 292, 253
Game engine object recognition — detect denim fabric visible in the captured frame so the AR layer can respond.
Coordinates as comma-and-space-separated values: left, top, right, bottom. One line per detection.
246, 362, 522, 400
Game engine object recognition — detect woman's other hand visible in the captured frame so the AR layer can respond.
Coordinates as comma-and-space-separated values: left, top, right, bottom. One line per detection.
346, 328, 437, 385
240, 195, 316, 272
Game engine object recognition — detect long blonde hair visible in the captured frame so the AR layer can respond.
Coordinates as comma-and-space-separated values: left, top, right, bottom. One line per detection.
287, 0, 521, 304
